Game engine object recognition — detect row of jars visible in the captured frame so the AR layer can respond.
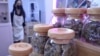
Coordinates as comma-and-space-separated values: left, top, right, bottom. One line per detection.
53, 8, 100, 46
8, 8, 100, 56
33, 24, 76, 56
8, 24, 76, 56
32, 8, 100, 56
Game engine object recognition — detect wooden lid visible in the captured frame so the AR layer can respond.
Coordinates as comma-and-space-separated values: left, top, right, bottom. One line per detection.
90, 16, 100, 21
87, 8, 100, 14
51, 39, 71, 44
52, 8, 66, 17
48, 28, 75, 39
65, 8, 86, 14
33, 24, 53, 33
9, 42, 32, 55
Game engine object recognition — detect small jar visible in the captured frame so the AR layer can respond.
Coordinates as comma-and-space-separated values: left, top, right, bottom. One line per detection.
33, 24, 53, 56
64, 8, 86, 38
9, 42, 33, 56
82, 8, 100, 45
44, 28, 76, 56
52, 8, 66, 28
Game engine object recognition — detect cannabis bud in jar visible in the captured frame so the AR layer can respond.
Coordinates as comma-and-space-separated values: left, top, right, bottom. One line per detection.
44, 28, 76, 56
64, 8, 86, 38
33, 24, 53, 56
82, 8, 100, 45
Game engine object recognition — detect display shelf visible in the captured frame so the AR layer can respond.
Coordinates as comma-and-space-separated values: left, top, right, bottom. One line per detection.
0, 0, 9, 23
74, 39, 100, 56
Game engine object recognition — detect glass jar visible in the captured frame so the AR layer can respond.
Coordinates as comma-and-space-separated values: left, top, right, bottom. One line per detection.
52, 8, 66, 28
33, 24, 53, 56
9, 43, 33, 56
82, 8, 100, 45
44, 28, 76, 56
64, 8, 86, 38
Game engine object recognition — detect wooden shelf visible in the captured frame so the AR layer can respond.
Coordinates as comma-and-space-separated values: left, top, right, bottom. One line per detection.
0, 1, 8, 4
74, 39, 100, 56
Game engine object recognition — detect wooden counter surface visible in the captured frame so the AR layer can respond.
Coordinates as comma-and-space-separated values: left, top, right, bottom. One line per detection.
74, 39, 100, 56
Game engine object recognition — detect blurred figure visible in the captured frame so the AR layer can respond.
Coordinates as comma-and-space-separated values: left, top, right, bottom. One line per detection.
11, 0, 26, 43
87, 0, 91, 8
67, 0, 91, 8
67, 0, 78, 8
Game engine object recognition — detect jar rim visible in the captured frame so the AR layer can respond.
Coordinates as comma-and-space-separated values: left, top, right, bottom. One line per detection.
65, 8, 86, 14
52, 8, 65, 14
87, 8, 100, 14
33, 24, 53, 33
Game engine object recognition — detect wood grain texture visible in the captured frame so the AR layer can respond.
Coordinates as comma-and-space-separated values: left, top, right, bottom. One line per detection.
74, 39, 100, 56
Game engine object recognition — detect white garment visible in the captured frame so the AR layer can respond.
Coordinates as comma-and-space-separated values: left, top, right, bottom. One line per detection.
13, 14, 24, 41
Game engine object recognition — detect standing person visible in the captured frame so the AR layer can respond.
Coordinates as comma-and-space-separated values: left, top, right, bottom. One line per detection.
11, 0, 26, 43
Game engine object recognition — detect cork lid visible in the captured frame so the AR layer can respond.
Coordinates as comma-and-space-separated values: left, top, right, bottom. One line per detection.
9, 42, 32, 55
87, 8, 100, 14
65, 8, 86, 14
52, 8, 66, 17
48, 28, 75, 40
33, 24, 53, 33
51, 39, 71, 44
